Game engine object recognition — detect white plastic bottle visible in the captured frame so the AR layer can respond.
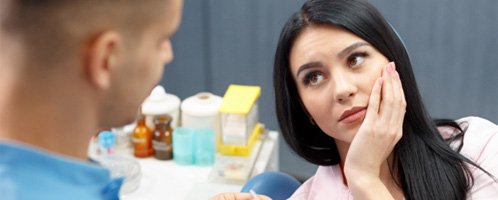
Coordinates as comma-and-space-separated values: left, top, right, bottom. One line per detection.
181, 92, 222, 133
141, 85, 181, 130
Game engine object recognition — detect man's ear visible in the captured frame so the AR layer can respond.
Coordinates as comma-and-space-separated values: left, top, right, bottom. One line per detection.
84, 31, 122, 90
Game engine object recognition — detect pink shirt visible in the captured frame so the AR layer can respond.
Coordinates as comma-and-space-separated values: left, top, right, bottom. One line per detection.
289, 117, 498, 199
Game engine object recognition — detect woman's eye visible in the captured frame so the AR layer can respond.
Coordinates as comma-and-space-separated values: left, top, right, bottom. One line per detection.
303, 71, 325, 86
347, 52, 368, 68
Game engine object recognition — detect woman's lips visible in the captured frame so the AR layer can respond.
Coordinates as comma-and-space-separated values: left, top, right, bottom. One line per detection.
338, 107, 367, 123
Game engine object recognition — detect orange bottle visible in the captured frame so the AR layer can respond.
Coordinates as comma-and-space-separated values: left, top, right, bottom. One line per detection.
132, 114, 154, 157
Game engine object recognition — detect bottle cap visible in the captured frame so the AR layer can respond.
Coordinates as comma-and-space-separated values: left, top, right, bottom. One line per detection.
181, 92, 222, 117
153, 114, 172, 124
142, 85, 180, 115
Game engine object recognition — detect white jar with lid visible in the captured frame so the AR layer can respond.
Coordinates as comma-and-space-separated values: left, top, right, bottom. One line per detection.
181, 92, 222, 134
141, 85, 181, 129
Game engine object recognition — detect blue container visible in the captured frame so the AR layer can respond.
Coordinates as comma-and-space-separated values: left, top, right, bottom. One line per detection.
194, 128, 215, 166
172, 127, 195, 165
241, 172, 301, 200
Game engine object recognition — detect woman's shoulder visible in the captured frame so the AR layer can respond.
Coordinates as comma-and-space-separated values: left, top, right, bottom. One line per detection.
456, 117, 498, 198
458, 116, 498, 150
288, 165, 351, 200
456, 116, 498, 159
439, 116, 497, 139
437, 116, 497, 151
457, 116, 498, 133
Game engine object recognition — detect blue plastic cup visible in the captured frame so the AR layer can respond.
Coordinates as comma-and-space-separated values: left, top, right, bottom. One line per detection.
194, 128, 215, 166
172, 127, 195, 165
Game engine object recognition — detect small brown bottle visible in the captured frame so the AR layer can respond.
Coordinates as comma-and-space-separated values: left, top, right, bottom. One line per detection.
132, 114, 154, 158
152, 115, 173, 160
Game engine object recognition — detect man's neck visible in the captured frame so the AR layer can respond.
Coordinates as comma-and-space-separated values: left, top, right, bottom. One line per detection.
0, 78, 99, 161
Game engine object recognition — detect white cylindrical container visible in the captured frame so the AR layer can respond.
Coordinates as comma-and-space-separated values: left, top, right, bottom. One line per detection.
181, 92, 222, 135
141, 85, 181, 129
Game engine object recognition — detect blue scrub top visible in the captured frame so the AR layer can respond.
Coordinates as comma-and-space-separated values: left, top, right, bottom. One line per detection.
0, 142, 123, 200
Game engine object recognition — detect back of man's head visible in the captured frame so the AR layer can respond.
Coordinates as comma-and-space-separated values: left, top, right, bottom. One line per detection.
0, 0, 182, 157
1, 0, 171, 67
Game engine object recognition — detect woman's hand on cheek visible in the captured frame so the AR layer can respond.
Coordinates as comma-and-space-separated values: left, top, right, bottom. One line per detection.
344, 61, 406, 180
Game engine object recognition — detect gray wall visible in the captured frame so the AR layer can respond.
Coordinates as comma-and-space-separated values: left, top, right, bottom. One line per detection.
161, 0, 498, 181
371, 0, 498, 123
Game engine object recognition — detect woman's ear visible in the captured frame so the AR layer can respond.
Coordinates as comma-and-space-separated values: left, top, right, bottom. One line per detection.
83, 31, 122, 90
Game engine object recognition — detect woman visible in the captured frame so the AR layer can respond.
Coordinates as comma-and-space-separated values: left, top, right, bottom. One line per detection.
273, 0, 498, 199
211, 0, 497, 199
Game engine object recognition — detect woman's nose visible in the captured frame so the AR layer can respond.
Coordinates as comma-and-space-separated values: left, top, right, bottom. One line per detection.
333, 73, 356, 103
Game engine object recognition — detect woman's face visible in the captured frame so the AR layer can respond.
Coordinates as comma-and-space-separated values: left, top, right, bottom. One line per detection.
289, 25, 389, 144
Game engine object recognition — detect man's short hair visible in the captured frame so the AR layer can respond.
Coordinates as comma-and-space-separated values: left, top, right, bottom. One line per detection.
1, 0, 168, 66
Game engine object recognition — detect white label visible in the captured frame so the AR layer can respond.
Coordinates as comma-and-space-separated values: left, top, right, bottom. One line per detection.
152, 141, 172, 151
132, 138, 146, 144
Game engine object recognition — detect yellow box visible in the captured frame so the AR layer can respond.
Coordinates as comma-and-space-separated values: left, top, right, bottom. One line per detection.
218, 123, 264, 156
219, 84, 261, 146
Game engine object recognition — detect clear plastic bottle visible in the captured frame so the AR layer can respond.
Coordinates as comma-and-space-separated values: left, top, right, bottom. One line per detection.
152, 115, 173, 160
132, 115, 154, 158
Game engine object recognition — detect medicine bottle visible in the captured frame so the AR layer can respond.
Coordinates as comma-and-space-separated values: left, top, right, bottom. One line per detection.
132, 114, 154, 157
152, 115, 173, 160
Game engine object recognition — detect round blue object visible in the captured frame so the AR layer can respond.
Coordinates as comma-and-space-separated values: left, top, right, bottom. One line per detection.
241, 172, 301, 200
98, 131, 115, 148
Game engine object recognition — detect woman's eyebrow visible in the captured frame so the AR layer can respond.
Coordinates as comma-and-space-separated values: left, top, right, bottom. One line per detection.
295, 42, 369, 77
296, 61, 323, 77
337, 42, 370, 58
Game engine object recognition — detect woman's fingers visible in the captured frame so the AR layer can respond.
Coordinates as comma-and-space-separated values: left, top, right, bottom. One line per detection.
396, 70, 407, 124
365, 77, 383, 124
387, 63, 403, 129
376, 61, 405, 147
379, 62, 395, 125
391, 68, 406, 136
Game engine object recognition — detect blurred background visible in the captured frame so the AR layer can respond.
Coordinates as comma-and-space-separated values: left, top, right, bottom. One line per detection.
161, 0, 498, 181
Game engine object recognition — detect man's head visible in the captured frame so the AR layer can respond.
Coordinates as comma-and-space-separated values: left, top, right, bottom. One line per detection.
1, 0, 183, 129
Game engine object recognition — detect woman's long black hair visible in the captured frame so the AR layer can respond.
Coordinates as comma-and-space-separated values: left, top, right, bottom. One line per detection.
273, 0, 490, 199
